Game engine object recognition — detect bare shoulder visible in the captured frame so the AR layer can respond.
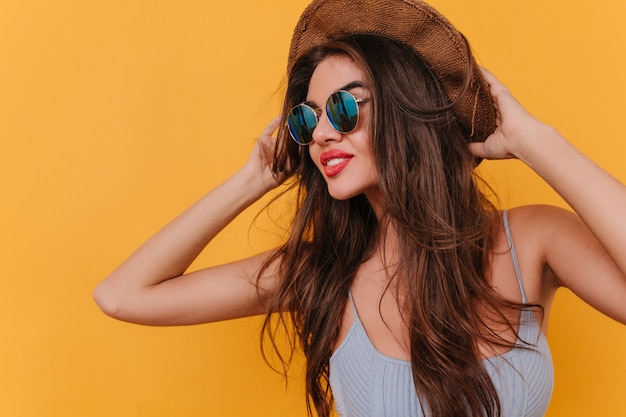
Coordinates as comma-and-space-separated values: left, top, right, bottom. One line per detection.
506, 204, 583, 259
507, 204, 577, 230
508, 203, 603, 278
508, 204, 626, 324
506, 203, 592, 279
490, 206, 562, 308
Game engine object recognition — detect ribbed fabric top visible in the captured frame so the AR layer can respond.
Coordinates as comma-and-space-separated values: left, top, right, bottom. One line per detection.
329, 211, 554, 416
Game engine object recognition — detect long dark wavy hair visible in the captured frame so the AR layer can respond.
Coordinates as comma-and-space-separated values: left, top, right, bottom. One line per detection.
258, 34, 538, 417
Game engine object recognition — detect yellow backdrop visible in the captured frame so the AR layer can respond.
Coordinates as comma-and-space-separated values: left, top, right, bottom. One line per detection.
0, 0, 624, 416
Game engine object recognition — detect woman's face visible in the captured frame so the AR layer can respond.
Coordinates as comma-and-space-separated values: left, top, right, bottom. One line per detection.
306, 55, 379, 202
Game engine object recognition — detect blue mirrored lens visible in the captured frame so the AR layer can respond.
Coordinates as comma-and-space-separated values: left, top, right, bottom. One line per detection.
326, 91, 359, 132
287, 104, 318, 144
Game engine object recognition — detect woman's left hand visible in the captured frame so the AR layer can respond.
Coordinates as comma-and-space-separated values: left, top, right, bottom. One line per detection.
468, 68, 550, 161
471, 70, 626, 325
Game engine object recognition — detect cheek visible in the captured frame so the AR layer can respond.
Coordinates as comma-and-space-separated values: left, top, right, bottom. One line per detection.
359, 104, 373, 134
307, 146, 320, 163
306, 147, 325, 173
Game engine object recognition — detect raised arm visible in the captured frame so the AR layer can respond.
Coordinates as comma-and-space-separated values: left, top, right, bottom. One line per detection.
94, 118, 286, 326
470, 69, 626, 324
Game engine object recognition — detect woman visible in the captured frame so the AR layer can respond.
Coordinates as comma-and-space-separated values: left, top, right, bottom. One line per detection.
94, 1, 626, 416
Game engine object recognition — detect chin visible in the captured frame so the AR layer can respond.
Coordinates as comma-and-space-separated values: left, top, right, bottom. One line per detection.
327, 184, 375, 201
326, 187, 360, 201
325, 180, 380, 202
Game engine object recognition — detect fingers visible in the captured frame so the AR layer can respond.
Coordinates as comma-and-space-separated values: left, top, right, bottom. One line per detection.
261, 116, 281, 139
480, 67, 510, 96
480, 67, 520, 119
480, 67, 505, 126
480, 67, 531, 123
257, 116, 291, 185
467, 142, 488, 159
468, 134, 515, 161
480, 66, 500, 86
480, 66, 496, 83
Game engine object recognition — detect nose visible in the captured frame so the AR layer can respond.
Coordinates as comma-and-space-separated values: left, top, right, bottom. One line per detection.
311, 111, 343, 145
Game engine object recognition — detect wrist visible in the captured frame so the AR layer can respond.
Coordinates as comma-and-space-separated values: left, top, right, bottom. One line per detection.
234, 163, 278, 202
510, 122, 559, 167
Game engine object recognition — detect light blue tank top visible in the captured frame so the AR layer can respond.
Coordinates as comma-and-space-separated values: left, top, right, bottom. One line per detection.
329, 211, 554, 416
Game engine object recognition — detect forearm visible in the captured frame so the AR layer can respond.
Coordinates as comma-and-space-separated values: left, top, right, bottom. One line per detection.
517, 126, 626, 272
102, 165, 271, 289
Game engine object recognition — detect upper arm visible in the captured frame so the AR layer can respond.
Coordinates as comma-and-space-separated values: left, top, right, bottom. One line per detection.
533, 205, 626, 324
94, 251, 281, 326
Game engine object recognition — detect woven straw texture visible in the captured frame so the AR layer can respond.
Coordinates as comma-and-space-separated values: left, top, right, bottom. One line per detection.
287, 0, 496, 143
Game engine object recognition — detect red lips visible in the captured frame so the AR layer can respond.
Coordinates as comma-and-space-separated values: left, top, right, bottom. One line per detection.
320, 149, 353, 177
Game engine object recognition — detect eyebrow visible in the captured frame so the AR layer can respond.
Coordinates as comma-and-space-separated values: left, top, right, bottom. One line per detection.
304, 81, 366, 108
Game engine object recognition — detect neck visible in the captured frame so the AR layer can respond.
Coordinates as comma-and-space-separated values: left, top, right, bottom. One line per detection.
365, 186, 385, 220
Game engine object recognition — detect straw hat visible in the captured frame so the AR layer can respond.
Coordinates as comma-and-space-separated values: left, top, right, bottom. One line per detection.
287, 0, 496, 144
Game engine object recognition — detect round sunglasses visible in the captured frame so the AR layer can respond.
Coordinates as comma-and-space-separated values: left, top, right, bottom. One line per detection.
287, 90, 370, 145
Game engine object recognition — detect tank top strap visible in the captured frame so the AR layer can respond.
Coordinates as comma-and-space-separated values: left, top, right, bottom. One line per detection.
347, 291, 361, 324
503, 210, 529, 304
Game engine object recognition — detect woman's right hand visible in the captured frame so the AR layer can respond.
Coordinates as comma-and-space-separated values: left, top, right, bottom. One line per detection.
243, 117, 289, 194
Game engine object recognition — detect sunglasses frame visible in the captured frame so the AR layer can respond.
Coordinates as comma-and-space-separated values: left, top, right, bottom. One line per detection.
287, 90, 368, 145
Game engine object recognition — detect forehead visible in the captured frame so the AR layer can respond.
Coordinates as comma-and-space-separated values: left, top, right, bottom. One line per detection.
306, 55, 365, 102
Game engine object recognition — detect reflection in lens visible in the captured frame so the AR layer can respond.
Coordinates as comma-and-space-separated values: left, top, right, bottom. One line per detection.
327, 91, 358, 132
288, 105, 318, 144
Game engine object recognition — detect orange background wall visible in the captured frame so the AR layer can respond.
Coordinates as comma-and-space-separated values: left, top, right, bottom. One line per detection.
0, 1, 624, 416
